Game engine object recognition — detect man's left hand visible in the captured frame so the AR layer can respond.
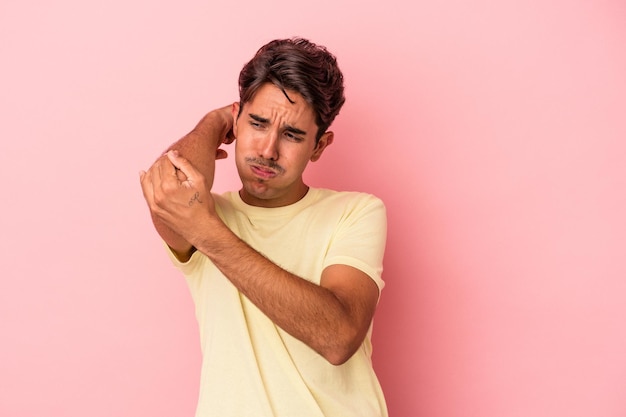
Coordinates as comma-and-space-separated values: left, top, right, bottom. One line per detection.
140, 150, 216, 245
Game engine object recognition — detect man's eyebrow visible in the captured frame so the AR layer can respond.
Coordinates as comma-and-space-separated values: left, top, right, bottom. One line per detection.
248, 113, 270, 124
249, 113, 307, 136
284, 124, 307, 136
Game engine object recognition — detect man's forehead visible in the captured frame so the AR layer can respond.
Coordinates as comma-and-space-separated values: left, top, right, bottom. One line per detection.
243, 85, 315, 125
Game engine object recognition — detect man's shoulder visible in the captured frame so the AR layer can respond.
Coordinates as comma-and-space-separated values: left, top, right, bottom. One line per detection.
211, 191, 239, 219
214, 190, 237, 202
312, 188, 385, 209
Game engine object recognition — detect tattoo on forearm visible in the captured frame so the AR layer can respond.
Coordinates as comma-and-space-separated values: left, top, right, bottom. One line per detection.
188, 192, 203, 206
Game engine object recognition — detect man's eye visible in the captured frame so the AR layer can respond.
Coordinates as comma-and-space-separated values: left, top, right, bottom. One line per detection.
285, 132, 302, 141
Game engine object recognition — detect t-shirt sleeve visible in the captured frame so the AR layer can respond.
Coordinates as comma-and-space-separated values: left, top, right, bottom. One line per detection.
164, 242, 205, 276
323, 194, 387, 292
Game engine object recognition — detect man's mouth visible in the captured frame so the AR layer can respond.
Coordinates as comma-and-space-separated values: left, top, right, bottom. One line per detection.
250, 164, 278, 179
246, 157, 284, 179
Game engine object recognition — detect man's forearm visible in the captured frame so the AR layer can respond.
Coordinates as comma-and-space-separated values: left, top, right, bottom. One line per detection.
165, 107, 233, 190
152, 106, 234, 259
190, 216, 375, 365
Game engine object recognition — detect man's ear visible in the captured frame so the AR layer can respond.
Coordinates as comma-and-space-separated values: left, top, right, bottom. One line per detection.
231, 102, 240, 137
310, 131, 334, 162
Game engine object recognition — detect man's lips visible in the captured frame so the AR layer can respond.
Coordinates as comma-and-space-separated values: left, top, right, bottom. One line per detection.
245, 157, 284, 180
250, 164, 278, 179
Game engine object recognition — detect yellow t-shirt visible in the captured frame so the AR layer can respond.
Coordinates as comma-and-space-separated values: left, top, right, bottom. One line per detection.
168, 188, 388, 417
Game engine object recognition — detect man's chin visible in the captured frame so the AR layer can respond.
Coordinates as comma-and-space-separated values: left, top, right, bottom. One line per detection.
240, 182, 273, 204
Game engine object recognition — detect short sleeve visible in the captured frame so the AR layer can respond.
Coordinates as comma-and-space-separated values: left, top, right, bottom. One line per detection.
323, 194, 387, 291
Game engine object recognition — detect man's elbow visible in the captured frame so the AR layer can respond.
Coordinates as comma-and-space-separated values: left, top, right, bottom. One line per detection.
325, 350, 355, 366
322, 333, 364, 366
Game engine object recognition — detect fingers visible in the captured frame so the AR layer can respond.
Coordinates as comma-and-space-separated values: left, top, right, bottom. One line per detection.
139, 167, 155, 206
152, 153, 187, 181
142, 151, 207, 211
216, 149, 228, 160
223, 130, 236, 145
140, 155, 173, 206
165, 150, 199, 185
176, 167, 188, 182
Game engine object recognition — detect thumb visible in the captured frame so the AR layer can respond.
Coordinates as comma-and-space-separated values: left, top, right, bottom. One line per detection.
166, 150, 198, 182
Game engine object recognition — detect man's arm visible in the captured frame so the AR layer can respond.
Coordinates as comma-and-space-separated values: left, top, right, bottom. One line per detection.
142, 105, 234, 261
196, 217, 380, 366
140, 152, 381, 365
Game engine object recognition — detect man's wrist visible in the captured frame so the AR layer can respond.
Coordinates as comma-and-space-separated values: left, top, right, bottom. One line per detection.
190, 213, 231, 259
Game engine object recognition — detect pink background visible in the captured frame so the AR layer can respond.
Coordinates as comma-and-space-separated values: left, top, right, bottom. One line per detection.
1, 0, 625, 416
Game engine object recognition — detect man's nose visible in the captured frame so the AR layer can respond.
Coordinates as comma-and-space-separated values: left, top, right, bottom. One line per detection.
259, 131, 279, 161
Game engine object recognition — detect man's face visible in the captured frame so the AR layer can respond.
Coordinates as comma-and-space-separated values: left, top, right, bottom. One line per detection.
232, 83, 333, 208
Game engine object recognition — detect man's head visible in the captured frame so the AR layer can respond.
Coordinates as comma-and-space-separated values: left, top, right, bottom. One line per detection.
237, 38, 346, 141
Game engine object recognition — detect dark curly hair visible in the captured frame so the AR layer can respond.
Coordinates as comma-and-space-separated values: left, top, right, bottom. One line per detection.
238, 38, 346, 141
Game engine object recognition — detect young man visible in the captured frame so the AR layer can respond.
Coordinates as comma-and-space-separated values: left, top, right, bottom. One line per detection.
140, 38, 388, 417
